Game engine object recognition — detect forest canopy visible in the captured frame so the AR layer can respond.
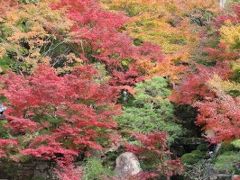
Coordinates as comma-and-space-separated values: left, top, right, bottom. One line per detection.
0, 0, 239, 179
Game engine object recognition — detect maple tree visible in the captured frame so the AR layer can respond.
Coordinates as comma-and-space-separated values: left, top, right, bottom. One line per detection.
171, 4, 240, 143
0, 65, 120, 178
195, 92, 240, 143
102, 0, 219, 83
51, 0, 164, 87
0, 0, 75, 74
0, 0, 18, 19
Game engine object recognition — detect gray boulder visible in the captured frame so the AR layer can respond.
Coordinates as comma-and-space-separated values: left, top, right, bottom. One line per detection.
115, 152, 142, 179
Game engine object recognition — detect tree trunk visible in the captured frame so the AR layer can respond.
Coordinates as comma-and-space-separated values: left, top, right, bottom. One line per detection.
220, 0, 227, 8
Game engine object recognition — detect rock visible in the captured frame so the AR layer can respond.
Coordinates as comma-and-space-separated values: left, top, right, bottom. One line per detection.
33, 161, 57, 180
115, 152, 142, 179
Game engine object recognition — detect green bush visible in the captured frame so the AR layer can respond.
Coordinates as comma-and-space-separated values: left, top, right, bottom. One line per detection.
181, 150, 206, 165
214, 151, 240, 174
116, 77, 183, 143
218, 142, 236, 154
83, 158, 113, 180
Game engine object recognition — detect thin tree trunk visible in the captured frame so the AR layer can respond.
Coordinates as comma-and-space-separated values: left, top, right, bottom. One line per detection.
220, 0, 227, 8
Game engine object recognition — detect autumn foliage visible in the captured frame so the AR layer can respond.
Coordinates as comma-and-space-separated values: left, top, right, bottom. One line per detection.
0, 65, 121, 179
126, 132, 184, 178
0, 0, 240, 179
51, 0, 164, 87
171, 5, 240, 143
0, 0, 182, 179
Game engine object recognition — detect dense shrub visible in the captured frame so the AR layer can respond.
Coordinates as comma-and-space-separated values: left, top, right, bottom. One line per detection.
83, 157, 113, 180
214, 151, 240, 174
181, 150, 206, 165
117, 77, 183, 143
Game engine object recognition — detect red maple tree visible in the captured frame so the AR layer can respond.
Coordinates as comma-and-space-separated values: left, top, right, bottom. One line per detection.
51, 0, 164, 87
0, 65, 121, 178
